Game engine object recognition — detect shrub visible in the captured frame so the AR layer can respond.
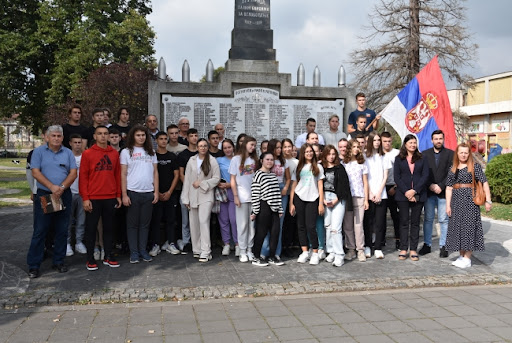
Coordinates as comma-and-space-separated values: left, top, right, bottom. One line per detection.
485, 153, 512, 204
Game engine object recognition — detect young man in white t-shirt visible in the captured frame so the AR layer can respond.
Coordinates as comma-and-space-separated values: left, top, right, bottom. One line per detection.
67, 134, 87, 256
381, 131, 400, 250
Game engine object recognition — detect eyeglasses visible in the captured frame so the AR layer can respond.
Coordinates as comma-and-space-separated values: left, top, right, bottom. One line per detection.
180, 122, 190, 126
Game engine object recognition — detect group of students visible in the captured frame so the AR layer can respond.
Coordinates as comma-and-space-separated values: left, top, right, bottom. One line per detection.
28, 101, 493, 277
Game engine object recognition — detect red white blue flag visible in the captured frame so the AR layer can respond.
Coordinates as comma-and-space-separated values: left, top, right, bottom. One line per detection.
380, 56, 457, 151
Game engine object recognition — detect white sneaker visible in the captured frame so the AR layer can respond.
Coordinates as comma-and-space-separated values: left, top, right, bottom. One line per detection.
453, 257, 471, 268
100, 248, 105, 260
375, 250, 384, 259
165, 243, 181, 255
325, 253, 335, 263
309, 252, 320, 265
66, 244, 74, 257
357, 250, 367, 262
451, 256, 464, 265
177, 239, 185, 251
198, 254, 212, 263
252, 258, 269, 267
297, 251, 309, 263
364, 246, 372, 258
318, 249, 326, 260
247, 251, 255, 262
239, 254, 249, 263
93, 247, 101, 261
235, 246, 241, 256
333, 254, 344, 267
149, 244, 161, 257
75, 242, 87, 254
161, 241, 170, 251
222, 244, 231, 256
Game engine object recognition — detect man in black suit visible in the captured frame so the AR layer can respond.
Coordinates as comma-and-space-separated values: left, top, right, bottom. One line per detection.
419, 130, 454, 258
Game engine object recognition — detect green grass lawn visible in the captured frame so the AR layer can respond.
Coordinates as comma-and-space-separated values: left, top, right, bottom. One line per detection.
0, 163, 31, 206
0, 157, 27, 167
481, 202, 512, 222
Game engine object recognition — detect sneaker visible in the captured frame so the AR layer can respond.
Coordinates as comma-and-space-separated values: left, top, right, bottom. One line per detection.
297, 251, 309, 263
247, 251, 255, 262
193, 253, 200, 258
364, 246, 372, 258
235, 246, 241, 256
418, 244, 431, 256
268, 256, 285, 266
453, 257, 471, 269
161, 241, 170, 251
177, 239, 188, 254
239, 254, 249, 263
149, 244, 161, 257
252, 258, 269, 267
439, 246, 448, 258
75, 242, 87, 254
129, 253, 139, 264
317, 249, 326, 260
103, 257, 120, 268
325, 253, 335, 263
333, 254, 344, 267
86, 260, 98, 271
345, 250, 356, 261
357, 250, 367, 262
451, 256, 464, 265
100, 248, 105, 260
198, 254, 212, 263
66, 244, 74, 257
374, 250, 384, 259
140, 252, 153, 262
309, 252, 320, 265
93, 247, 101, 261
165, 243, 181, 255
222, 244, 231, 256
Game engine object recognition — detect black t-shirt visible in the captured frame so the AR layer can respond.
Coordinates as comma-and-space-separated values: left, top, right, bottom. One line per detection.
178, 136, 189, 146
209, 150, 224, 158
84, 126, 97, 147
111, 124, 132, 142
178, 149, 198, 174
63, 123, 87, 149
156, 151, 178, 193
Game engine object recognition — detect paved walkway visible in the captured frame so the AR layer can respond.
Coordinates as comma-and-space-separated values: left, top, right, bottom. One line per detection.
2, 285, 512, 342
1, 206, 512, 310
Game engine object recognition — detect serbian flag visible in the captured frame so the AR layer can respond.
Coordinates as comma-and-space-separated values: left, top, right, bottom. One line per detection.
380, 56, 457, 151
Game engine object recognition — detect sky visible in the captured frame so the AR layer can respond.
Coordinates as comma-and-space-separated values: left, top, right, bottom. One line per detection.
147, 0, 512, 90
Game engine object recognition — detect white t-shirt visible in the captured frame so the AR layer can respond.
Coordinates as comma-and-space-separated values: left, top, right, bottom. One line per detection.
365, 154, 392, 199
228, 155, 257, 203
343, 160, 368, 198
120, 147, 157, 192
271, 159, 289, 184
70, 154, 82, 194
292, 163, 325, 202
385, 149, 400, 185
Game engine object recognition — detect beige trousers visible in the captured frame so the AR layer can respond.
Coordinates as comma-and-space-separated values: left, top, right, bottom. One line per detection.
189, 202, 213, 257
343, 197, 366, 251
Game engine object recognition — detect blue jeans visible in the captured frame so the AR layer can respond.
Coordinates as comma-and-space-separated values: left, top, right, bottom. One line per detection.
68, 193, 85, 244
423, 195, 448, 247
324, 192, 345, 256
260, 189, 288, 257
27, 189, 72, 269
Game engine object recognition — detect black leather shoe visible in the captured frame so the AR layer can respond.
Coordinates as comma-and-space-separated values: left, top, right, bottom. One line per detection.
52, 264, 68, 273
439, 246, 448, 258
418, 244, 431, 256
28, 268, 40, 278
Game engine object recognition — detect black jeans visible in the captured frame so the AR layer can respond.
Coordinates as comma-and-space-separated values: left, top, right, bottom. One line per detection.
85, 198, 117, 261
294, 197, 319, 250
253, 201, 280, 258
150, 193, 178, 246
370, 199, 387, 250
397, 201, 424, 252
385, 185, 400, 240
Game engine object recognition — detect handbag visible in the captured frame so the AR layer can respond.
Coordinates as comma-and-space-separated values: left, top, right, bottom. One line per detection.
214, 186, 228, 203
472, 165, 486, 206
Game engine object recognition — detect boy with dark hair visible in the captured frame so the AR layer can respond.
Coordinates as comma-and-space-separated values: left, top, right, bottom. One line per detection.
112, 107, 131, 144
84, 108, 106, 147
349, 114, 370, 139
347, 93, 380, 134
63, 105, 87, 149
149, 132, 180, 256
208, 130, 223, 157
108, 128, 122, 152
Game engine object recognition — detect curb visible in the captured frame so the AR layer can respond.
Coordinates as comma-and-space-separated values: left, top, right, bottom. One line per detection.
3, 272, 512, 310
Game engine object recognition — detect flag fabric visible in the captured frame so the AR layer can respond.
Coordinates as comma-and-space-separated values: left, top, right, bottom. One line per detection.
380, 56, 457, 151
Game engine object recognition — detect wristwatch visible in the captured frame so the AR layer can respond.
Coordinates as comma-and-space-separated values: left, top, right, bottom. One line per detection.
486, 200, 492, 205
59, 184, 65, 189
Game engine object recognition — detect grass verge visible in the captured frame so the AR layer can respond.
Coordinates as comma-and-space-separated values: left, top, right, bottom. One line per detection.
481, 202, 512, 222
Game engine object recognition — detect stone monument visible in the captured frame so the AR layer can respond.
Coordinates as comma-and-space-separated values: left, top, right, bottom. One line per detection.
148, 0, 356, 141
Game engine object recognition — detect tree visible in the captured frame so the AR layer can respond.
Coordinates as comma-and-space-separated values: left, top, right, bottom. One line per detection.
453, 109, 470, 142
45, 63, 156, 126
0, 0, 155, 132
349, 0, 478, 111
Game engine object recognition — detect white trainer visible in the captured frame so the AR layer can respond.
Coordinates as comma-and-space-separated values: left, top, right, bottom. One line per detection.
66, 244, 74, 257
374, 250, 384, 259
239, 254, 249, 263
149, 244, 161, 257
93, 247, 101, 261
166, 243, 181, 255
247, 251, 255, 262
161, 241, 170, 251
235, 246, 241, 256
364, 246, 372, 258
325, 253, 335, 263
309, 252, 320, 265
451, 256, 464, 265
453, 257, 471, 268
297, 251, 309, 263
317, 249, 326, 260
333, 254, 344, 267
75, 242, 87, 254
222, 244, 231, 256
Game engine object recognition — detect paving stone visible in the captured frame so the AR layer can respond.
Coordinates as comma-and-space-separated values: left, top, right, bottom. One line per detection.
453, 327, 501, 342
232, 317, 268, 331
89, 325, 126, 340
388, 331, 434, 343
126, 324, 162, 338
201, 331, 240, 343
273, 326, 314, 341
198, 319, 234, 333
353, 334, 395, 343
307, 324, 348, 338
485, 326, 512, 340
238, 328, 277, 342
163, 322, 199, 335
341, 322, 381, 336
405, 318, 445, 331
371, 320, 414, 334
166, 334, 202, 343
420, 329, 467, 342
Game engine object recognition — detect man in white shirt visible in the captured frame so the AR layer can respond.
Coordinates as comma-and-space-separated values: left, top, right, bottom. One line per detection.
322, 115, 347, 146
381, 131, 400, 250
295, 118, 325, 148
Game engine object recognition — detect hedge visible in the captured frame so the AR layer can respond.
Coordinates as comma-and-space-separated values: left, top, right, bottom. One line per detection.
485, 153, 512, 204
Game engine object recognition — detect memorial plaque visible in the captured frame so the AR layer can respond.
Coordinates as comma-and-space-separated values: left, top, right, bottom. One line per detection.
162, 88, 344, 142
235, 0, 270, 29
